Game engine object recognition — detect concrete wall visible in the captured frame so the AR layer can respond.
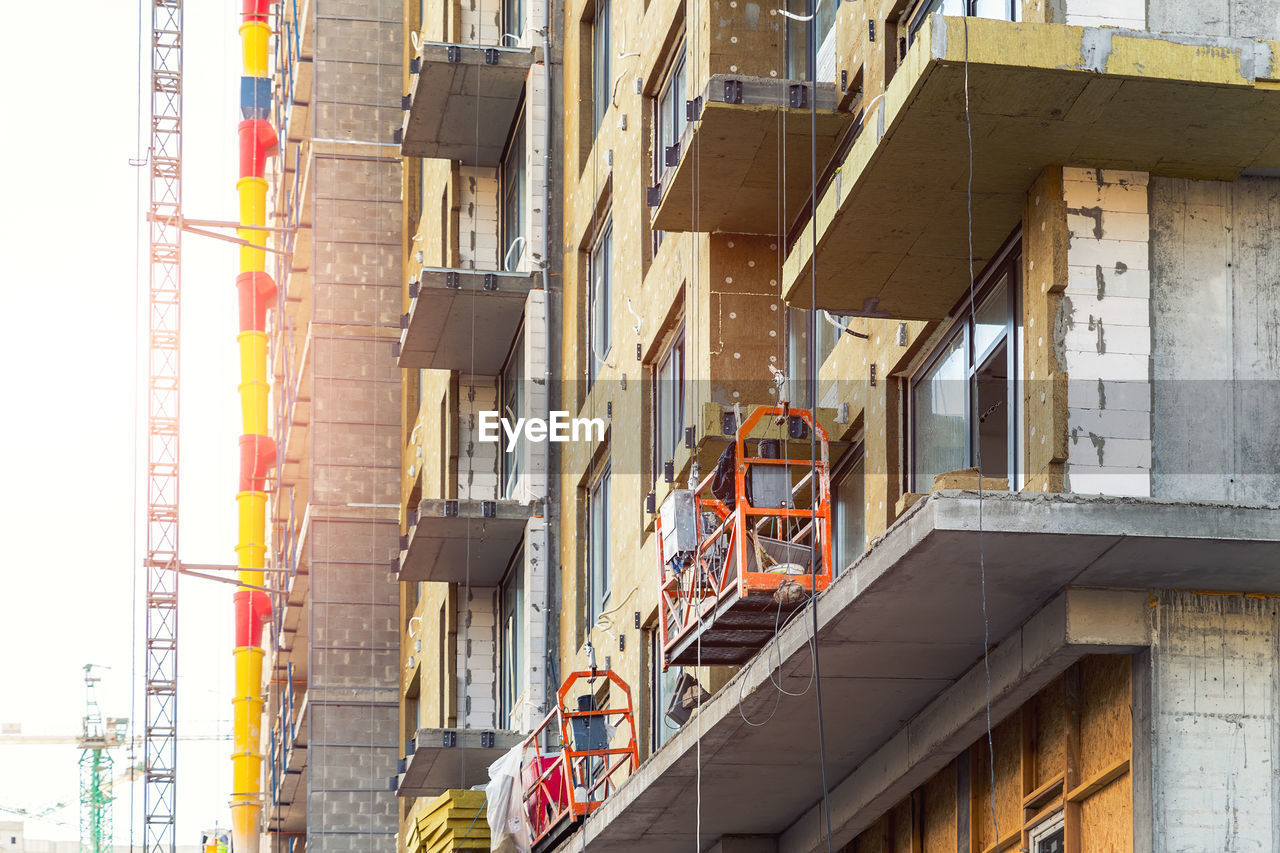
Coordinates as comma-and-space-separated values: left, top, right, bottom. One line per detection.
1061, 167, 1153, 497
1148, 0, 1280, 39
1149, 591, 1280, 852
1149, 175, 1280, 505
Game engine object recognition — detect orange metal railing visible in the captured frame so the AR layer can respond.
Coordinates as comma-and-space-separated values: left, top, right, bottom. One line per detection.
656, 406, 834, 670
520, 670, 639, 847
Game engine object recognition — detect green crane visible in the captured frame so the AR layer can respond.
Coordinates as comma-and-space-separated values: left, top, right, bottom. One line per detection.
77, 665, 127, 853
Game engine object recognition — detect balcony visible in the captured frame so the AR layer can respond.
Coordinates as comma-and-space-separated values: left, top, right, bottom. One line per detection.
782, 16, 1280, 319
396, 498, 537, 584
399, 42, 540, 166
393, 728, 525, 798
395, 267, 538, 374
651, 75, 852, 235
555, 491, 1280, 852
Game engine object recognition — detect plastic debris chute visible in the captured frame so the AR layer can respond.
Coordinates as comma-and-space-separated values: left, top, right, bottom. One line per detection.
487, 744, 532, 853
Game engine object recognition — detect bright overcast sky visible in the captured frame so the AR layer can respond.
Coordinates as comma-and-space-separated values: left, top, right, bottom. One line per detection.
0, 1, 250, 845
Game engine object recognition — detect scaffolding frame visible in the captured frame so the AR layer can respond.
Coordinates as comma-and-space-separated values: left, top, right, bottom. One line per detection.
142, 2, 183, 853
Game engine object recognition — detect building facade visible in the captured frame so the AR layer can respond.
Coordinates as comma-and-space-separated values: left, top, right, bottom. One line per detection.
275, 0, 1280, 851
261, 2, 405, 852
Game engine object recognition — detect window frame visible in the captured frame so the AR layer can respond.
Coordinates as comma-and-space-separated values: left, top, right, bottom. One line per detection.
587, 462, 612, 626
907, 234, 1022, 493
592, 0, 612, 134
500, 104, 527, 272
588, 218, 613, 385
653, 322, 686, 482
651, 41, 687, 253
786, 306, 838, 407
499, 323, 526, 499
905, 0, 1020, 45
649, 629, 682, 750
498, 544, 526, 727
1028, 810, 1065, 853
502, 0, 524, 44
830, 443, 866, 576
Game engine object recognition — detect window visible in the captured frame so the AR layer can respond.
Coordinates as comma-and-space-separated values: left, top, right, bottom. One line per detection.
501, 109, 527, 271
651, 44, 687, 252
588, 219, 613, 384
910, 239, 1021, 492
1028, 812, 1065, 853
786, 307, 837, 407
588, 463, 611, 625
592, 0, 612, 134
650, 630, 682, 749
499, 547, 525, 726
500, 326, 525, 498
502, 0, 524, 44
906, 0, 1019, 44
831, 448, 865, 575
654, 325, 685, 479
784, 0, 835, 81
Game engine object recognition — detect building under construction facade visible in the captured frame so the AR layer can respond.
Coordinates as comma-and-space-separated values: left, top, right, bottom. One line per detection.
249, 0, 1280, 851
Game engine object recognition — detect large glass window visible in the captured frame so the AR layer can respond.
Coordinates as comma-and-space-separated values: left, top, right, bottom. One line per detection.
501, 109, 526, 271
784, 0, 835, 81
500, 326, 525, 498
592, 0, 612, 134
910, 241, 1021, 492
499, 548, 525, 726
786, 307, 838, 407
907, 0, 1019, 44
588, 464, 611, 625
831, 449, 865, 575
652, 45, 686, 253
654, 325, 685, 480
650, 631, 681, 749
588, 220, 613, 384
502, 0, 524, 43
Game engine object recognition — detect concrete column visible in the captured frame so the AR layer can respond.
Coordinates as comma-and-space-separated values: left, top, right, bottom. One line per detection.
1149, 591, 1280, 852
1061, 167, 1152, 497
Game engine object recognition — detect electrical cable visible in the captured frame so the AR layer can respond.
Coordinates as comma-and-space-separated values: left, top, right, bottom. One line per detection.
803, 0, 834, 847
962, 10, 1001, 847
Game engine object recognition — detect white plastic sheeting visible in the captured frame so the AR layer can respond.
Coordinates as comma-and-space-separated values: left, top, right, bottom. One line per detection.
487, 744, 532, 853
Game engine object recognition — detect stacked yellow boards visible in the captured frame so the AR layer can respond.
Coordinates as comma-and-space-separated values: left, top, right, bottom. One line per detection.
231, 2, 278, 850
408, 791, 491, 853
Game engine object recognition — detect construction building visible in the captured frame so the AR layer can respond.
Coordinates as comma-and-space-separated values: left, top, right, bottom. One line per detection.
229, 0, 1280, 851
256, 1, 404, 852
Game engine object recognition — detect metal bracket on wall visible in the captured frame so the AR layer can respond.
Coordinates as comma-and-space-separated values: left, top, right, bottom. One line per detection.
789, 84, 808, 109
722, 412, 737, 435
409, 57, 420, 74
484, 48, 500, 65
447, 45, 461, 62
483, 273, 498, 291
444, 500, 459, 517
401, 93, 411, 110
480, 731, 496, 748
722, 79, 743, 104
442, 731, 457, 747
646, 185, 663, 207
686, 96, 703, 122
400, 313, 410, 330
481, 501, 496, 518
445, 271, 461, 289
409, 281, 420, 299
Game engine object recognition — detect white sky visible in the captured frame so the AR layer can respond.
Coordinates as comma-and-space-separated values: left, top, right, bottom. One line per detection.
0, 1, 251, 845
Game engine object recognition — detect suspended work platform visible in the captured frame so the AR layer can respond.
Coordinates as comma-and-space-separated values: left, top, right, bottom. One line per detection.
657, 406, 834, 668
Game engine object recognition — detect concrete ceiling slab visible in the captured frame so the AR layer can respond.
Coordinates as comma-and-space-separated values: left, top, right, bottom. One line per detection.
397, 499, 534, 585
783, 16, 1280, 318
653, 75, 853, 235
555, 491, 1280, 852
400, 42, 538, 165
397, 267, 537, 374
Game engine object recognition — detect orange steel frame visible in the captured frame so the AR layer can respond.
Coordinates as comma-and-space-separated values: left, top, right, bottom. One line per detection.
521, 670, 639, 847
656, 406, 833, 670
